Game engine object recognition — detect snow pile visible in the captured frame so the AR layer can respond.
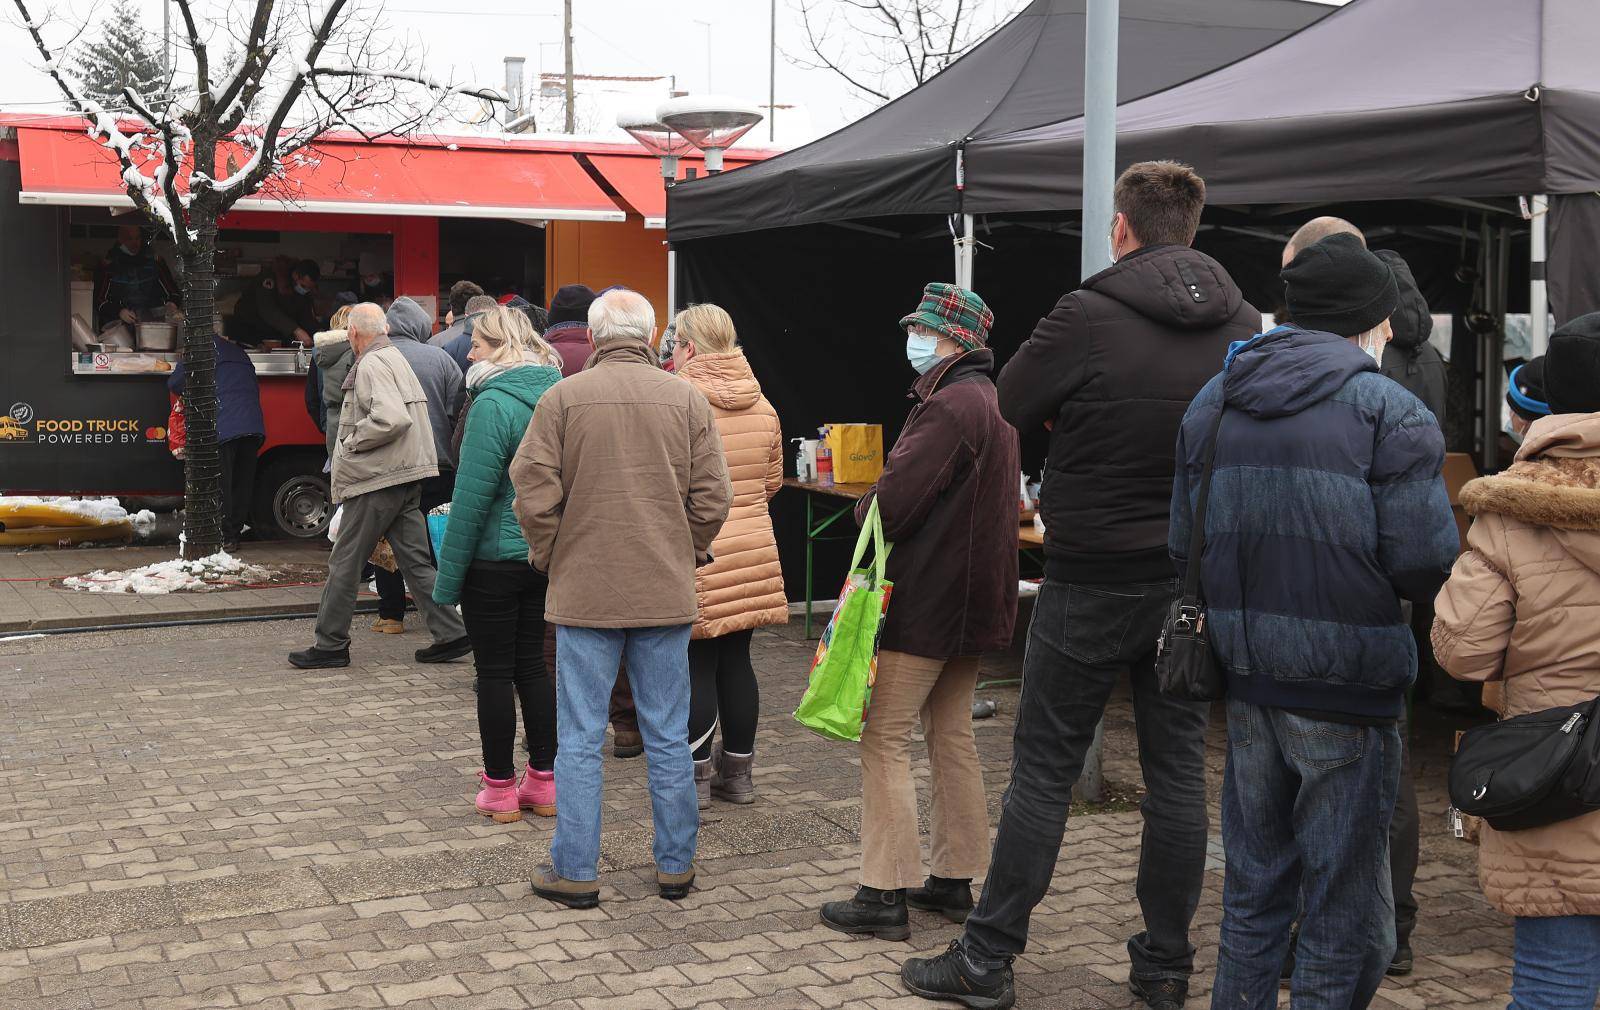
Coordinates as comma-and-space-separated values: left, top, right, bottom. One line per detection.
130, 509, 157, 532
63, 552, 270, 595
0, 495, 135, 524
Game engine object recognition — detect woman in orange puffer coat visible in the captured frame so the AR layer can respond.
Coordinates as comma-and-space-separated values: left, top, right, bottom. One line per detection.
671, 303, 787, 808
1433, 317, 1600, 1010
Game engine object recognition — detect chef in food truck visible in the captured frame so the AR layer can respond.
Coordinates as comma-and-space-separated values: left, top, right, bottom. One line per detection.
94, 224, 179, 334
231, 259, 321, 348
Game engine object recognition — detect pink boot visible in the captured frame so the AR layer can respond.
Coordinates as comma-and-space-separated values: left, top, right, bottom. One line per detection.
475, 773, 522, 823
519, 768, 556, 817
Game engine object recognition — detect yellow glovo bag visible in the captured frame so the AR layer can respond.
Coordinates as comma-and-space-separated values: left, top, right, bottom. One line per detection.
826, 423, 884, 485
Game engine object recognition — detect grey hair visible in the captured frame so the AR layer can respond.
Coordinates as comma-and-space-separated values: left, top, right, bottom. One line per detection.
348, 302, 387, 338
1285, 216, 1366, 261
588, 289, 656, 345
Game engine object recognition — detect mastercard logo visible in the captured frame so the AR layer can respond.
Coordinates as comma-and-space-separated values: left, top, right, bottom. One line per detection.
146, 426, 167, 440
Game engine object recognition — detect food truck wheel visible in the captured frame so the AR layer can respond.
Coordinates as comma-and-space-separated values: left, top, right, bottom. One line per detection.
254, 456, 332, 540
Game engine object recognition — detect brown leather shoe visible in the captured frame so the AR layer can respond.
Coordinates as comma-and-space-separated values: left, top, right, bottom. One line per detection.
612, 728, 644, 759
370, 617, 405, 634
657, 866, 696, 901
531, 865, 599, 909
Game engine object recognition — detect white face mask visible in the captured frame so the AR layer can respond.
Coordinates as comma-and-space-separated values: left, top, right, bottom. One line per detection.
905, 331, 941, 374
1107, 231, 1118, 265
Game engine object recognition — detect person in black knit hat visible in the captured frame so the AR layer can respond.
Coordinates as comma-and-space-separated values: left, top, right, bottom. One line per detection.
1547, 312, 1600, 415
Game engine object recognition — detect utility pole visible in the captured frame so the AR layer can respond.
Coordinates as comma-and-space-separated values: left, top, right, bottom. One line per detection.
162, 0, 171, 83
563, 0, 575, 133
769, 0, 776, 142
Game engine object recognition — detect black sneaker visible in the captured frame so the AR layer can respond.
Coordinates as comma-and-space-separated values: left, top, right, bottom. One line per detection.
1130, 973, 1188, 1010
907, 875, 975, 923
288, 646, 350, 669
1388, 944, 1413, 977
819, 886, 910, 941
415, 636, 472, 664
900, 939, 1015, 1009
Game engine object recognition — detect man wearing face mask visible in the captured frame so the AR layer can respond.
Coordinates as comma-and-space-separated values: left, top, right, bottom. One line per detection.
818, 283, 1019, 945
904, 162, 1256, 1010
232, 259, 321, 348
95, 224, 180, 332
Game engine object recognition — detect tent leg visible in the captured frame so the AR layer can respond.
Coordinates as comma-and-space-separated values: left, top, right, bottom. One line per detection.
1530, 193, 1549, 356
667, 246, 678, 320
1080, 0, 1120, 284
955, 214, 975, 288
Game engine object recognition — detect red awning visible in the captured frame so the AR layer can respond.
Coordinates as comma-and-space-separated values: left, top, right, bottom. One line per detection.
587, 153, 762, 229
13, 126, 626, 222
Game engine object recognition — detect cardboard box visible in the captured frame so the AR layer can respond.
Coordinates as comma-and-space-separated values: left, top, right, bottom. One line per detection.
1442, 452, 1479, 553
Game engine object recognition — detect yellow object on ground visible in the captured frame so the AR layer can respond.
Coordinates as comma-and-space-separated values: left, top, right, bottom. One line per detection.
0, 522, 133, 546
0, 503, 116, 528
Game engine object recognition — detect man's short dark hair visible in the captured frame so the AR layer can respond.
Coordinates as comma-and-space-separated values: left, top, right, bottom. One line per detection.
292, 259, 321, 282
449, 279, 485, 317
1113, 161, 1206, 247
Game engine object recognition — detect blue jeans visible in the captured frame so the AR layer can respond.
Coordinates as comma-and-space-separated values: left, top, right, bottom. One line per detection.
1211, 699, 1400, 1010
551, 624, 697, 881
1511, 915, 1600, 1010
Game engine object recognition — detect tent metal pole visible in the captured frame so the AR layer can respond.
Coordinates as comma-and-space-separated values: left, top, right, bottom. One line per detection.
956, 214, 976, 288
667, 247, 678, 320
1529, 194, 1550, 356
1080, 0, 1120, 283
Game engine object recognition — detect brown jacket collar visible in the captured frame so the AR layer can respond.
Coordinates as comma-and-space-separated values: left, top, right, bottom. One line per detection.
910, 348, 994, 402
1461, 414, 1600, 530
583, 336, 659, 371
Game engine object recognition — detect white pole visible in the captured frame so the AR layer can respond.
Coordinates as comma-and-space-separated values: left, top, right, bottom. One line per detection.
1080, 0, 1120, 281
667, 247, 678, 320
956, 214, 975, 288
1530, 193, 1550, 357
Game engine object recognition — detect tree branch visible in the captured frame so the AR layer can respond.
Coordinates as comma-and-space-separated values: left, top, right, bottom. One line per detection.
211, 0, 276, 127
793, 0, 890, 101
173, 0, 208, 117
122, 86, 193, 251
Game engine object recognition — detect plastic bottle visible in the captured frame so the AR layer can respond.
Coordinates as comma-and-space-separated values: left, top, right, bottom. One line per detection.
816, 426, 834, 486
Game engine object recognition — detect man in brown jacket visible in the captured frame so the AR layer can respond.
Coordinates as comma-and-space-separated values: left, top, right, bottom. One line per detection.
510, 288, 731, 909
289, 303, 470, 670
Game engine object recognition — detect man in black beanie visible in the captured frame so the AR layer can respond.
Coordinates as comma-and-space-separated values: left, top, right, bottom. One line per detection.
1172, 233, 1458, 1009
1546, 313, 1600, 415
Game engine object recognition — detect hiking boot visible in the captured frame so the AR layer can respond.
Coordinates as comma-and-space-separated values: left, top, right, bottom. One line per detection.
900, 939, 1015, 1009
694, 758, 713, 810
612, 728, 644, 759
518, 768, 555, 817
906, 875, 974, 923
710, 744, 755, 804
819, 886, 910, 941
370, 617, 405, 634
415, 636, 472, 664
1388, 944, 1414, 977
474, 772, 521, 824
657, 866, 696, 901
1129, 972, 1188, 1010
288, 646, 350, 669
531, 865, 599, 909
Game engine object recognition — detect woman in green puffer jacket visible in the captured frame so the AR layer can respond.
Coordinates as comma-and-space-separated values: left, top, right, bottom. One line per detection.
433, 307, 564, 823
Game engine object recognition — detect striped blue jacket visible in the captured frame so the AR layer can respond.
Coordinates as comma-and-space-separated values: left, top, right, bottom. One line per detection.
1169, 325, 1458, 719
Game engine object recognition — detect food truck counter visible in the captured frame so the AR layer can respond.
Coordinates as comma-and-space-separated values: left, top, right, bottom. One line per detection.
68, 347, 314, 377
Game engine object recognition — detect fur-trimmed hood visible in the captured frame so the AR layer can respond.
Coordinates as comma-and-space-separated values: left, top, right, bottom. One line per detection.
1461, 414, 1600, 531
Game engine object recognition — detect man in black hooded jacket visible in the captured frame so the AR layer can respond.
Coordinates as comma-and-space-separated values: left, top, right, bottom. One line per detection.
901, 161, 1260, 1010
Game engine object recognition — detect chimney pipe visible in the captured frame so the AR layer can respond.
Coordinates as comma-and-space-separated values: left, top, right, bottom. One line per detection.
503, 56, 526, 122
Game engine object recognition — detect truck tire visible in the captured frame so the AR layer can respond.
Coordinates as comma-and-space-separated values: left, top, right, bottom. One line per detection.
253, 454, 332, 540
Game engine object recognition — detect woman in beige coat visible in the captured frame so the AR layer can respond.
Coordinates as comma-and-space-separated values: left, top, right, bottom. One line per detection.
671, 304, 787, 807
1433, 318, 1600, 1010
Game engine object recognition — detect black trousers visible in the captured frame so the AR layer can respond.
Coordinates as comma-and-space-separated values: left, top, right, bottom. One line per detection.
374, 470, 454, 619
1393, 715, 1420, 949
687, 629, 759, 760
461, 560, 556, 779
219, 435, 262, 542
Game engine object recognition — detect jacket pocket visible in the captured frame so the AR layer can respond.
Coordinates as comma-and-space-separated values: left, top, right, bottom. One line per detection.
1281, 713, 1365, 771
1060, 584, 1141, 666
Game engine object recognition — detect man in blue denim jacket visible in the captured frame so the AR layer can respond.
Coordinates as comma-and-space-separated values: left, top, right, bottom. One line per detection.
1170, 233, 1458, 1010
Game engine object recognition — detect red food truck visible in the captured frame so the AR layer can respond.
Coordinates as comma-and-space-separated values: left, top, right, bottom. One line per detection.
0, 114, 768, 538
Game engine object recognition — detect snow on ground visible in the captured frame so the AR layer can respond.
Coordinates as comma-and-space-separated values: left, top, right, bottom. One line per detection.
62, 552, 271, 595
0, 496, 141, 525
0, 634, 46, 642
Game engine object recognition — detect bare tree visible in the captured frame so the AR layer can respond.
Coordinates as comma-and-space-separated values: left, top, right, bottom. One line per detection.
11, 0, 503, 558
791, 0, 1017, 103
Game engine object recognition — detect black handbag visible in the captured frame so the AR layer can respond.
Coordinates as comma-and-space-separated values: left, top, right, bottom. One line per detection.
1448, 694, 1600, 832
1155, 404, 1227, 702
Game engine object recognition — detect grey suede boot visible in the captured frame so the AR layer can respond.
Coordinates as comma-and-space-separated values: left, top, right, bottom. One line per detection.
693, 758, 712, 810
710, 744, 756, 805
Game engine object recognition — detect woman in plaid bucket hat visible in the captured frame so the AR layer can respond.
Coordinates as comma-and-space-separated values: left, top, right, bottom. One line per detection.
819, 282, 1020, 941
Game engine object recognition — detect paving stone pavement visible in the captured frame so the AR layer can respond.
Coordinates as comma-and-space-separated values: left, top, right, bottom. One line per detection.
0, 616, 1512, 1009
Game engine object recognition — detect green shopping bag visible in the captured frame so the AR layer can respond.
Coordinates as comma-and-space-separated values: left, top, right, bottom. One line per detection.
794, 496, 894, 742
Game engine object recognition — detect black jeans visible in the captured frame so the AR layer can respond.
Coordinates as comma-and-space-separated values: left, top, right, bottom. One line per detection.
1392, 716, 1419, 949
374, 470, 454, 619
220, 435, 262, 542
687, 629, 759, 760
962, 578, 1210, 982
461, 560, 556, 779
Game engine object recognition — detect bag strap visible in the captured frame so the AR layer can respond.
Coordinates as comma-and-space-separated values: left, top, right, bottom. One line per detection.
1182, 402, 1227, 602
850, 496, 893, 586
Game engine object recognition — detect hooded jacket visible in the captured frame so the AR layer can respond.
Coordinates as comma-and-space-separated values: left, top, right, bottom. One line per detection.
1433, 413, 1600, 917
385, 297, 465, 470
167, 336, 264, 445
510, 336, 733, 628
314, 329, 353, 457
1376, 250, 1447, 421
432, 363, 563, 605
545, 322, 592, 378
1170, 325, 1458, 720
998, 244, 1260, 583
859, 349, 1021, 659
331, 336, 439, 503
678, 350, 789, 639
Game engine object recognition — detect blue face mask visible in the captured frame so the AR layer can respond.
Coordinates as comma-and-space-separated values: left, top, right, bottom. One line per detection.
294, 282, 311, 296
906, 331, 940, 374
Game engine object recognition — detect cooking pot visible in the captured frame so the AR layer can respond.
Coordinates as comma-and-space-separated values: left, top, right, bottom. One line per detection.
136, 322, 178, 351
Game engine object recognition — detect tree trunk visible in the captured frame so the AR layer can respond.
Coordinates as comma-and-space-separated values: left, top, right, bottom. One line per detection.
178, 218, 224, 558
